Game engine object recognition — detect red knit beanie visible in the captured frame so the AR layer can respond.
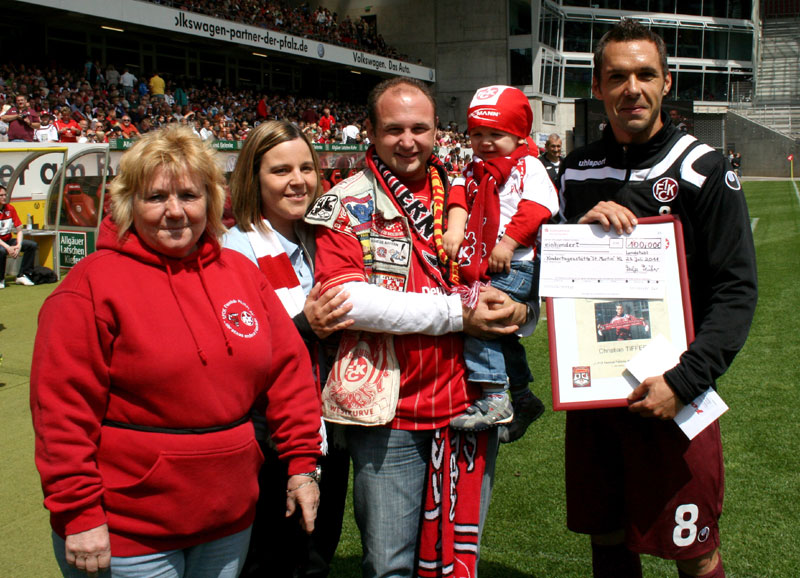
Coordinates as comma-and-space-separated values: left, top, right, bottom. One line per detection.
467, 85, 533, 139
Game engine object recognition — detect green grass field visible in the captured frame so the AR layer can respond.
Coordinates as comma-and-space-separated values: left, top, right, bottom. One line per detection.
1, 180, 798, 577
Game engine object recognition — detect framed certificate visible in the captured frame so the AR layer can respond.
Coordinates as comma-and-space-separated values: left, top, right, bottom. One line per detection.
541, 216, 694, 411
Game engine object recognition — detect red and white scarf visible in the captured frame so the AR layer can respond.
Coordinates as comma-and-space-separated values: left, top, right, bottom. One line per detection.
245, 222, 305, 317
459, 144, 529, 285
418, 429, 489, 578
245, 221, 328, 453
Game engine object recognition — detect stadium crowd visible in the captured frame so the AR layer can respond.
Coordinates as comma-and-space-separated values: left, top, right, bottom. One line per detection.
0, 61, 367, 144
0, 60, 470, 164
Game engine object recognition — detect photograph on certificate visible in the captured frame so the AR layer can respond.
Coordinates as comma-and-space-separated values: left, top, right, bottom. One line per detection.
576, 298, 671, 380
594, 300, 652, 343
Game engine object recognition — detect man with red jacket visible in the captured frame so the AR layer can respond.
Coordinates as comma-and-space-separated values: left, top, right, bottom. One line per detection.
55, 107, 82, 143
0, 184, 37, 287
118, 115, 141, 139
306, 78, 533, 577
318, 107, 335, 134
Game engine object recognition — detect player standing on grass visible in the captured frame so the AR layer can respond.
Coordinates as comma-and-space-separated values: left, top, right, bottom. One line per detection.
559, 19, 757, 578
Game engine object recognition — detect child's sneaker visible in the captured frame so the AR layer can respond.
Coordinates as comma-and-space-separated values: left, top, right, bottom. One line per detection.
450, 391, 513, 431
498, 392, 545, 443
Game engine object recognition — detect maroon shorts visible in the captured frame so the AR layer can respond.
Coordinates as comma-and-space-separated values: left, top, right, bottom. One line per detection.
565, 407, 723, 560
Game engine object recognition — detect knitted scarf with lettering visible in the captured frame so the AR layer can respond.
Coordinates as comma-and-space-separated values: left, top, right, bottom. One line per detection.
366, 149, 458, 290
418, 428, 489, 578
459, 145, 529, 285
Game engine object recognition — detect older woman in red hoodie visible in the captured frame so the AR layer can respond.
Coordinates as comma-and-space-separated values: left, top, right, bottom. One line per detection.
31, 125, 322, 578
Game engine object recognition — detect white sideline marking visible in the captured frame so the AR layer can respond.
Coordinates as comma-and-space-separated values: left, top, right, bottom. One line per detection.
793, 179, 800, 208
751, 217, 759, 233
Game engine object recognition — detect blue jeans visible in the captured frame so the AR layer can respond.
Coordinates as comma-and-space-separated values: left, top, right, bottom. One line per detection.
346, 426, 498, 578
464, 260, 535, 386
52, 527, 251, 578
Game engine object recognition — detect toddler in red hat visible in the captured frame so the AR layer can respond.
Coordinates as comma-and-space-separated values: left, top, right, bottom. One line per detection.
443, 85, 559, 442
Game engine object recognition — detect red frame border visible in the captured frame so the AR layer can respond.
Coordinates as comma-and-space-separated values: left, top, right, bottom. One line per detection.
546, 215, 694, 411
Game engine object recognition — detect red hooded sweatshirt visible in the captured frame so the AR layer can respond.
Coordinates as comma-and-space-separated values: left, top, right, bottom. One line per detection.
31, 217, 321, 556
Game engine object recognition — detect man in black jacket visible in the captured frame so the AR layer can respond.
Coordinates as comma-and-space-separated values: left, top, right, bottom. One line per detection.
559, 19, 757, 578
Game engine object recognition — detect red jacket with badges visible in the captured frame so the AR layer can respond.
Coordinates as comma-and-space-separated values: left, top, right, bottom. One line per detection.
31, 217, 321, 556
310, 166, 478, 431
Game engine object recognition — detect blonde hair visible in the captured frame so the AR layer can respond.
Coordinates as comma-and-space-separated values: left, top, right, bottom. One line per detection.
228, 120, 322, 234
109, 125, 226, 239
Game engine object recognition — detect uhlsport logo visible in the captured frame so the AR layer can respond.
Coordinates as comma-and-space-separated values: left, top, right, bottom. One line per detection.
652, 177, 679, 202
222, 299, 259, 338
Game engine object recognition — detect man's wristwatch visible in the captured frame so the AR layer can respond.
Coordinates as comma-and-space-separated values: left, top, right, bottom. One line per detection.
297, 465, 322, 484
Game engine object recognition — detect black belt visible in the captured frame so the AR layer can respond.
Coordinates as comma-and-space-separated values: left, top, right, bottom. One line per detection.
102, 414, 251, 435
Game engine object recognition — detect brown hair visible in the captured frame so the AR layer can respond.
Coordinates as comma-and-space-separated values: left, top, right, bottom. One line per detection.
228, 120, 322, 233
108, 125, 226, 239
594, 18, 669, 80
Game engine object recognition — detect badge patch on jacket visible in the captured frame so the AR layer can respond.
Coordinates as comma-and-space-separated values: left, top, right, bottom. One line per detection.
652, 177, 679, 202
222, 300, 259, 338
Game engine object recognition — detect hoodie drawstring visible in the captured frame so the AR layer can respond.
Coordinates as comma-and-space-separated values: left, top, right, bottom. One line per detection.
165, 261, 209, 364
197, 258, 233, 356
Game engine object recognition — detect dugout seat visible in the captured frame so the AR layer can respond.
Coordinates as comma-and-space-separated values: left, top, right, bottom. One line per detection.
63, 183, 99, 228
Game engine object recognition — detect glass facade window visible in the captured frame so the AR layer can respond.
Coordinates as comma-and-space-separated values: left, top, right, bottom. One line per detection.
510, 48, 533, 85
564, 67, 593, 98
627, 0, 651, 10
540, 57, 563, 96
539, 7, 561, 49
509, 0, 532, 36
650, 0, 677, 12
703, 0, 728, 16
704, 29, 729, 60
564, 21, 591, 53
677, 28, 703, 58
676, 0, 703, 15
541, 61, 554, 95
728, 0, 751, 18
521, 1, 754, 105
703, 72, 728, 101
729, 32, 752, 60
677, 71, 703, 100
543, 103, 556, 123
553, 64, 562, 98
